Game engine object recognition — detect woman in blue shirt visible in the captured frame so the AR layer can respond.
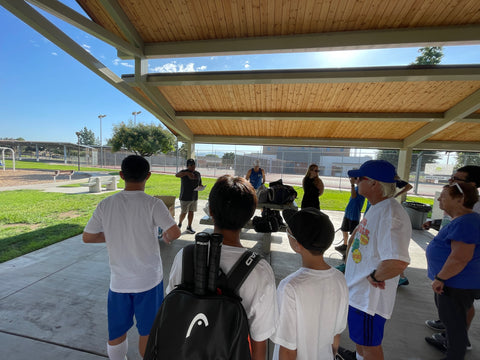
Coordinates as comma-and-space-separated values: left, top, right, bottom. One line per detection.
425, 182, 480, 360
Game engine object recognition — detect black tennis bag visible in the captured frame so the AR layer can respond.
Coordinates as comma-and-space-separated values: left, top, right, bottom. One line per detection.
252, 207, 279, 232
269, 179, 297, 205
144, 232, 261, 360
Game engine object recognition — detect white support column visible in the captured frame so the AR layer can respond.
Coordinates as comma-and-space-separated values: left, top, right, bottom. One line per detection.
397, 148, 412, 202
185, 141, 195, 160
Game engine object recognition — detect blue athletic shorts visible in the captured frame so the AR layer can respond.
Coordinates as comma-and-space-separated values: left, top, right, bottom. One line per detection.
107, 281, 164, 340
348, 306, 387, 346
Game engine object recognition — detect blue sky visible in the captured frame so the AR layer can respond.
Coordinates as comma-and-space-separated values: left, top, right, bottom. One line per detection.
1, 1, 480, 153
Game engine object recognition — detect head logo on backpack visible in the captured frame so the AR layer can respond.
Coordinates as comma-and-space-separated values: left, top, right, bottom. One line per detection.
186, 313, 209, 338
144, 232, 262, 360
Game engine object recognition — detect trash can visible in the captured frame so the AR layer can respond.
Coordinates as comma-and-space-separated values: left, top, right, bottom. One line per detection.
402, 202, 432, 230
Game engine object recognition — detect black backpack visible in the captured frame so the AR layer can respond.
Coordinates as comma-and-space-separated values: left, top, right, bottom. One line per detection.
269, 179, 297, 205
144, 233, 262, 360
252, 207, 279, 232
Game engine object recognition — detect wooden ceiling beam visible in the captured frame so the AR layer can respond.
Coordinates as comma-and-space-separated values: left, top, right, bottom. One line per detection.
27, 0, 142, 57
134, 25, 480, 59
121, 65, 480, 86
404, 88, 480, 148
99, 0, 144, 50
177, 112, 441, 122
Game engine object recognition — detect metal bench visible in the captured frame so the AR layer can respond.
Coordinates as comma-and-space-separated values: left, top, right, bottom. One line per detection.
52, 170, 74, 182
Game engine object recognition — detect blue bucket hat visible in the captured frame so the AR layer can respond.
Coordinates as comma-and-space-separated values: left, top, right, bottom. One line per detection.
348, 160, 397, 183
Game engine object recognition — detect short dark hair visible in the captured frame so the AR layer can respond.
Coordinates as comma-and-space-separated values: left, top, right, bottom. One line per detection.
444, 182, 479, 209
208, 175, 257, 230
186, 158, 195, 166
121, 155, 150, 182
457, 165, 480, 188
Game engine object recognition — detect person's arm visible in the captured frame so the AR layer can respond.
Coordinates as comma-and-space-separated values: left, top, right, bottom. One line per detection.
162, 224, 181, 244
246, 169, 252, 180
366, 259, 409, 290
332, 333, 341, 357
261, 169, 266, 184
251, 339, 267, 360
278, 345, 296, 360
176, 169, 194, 178
314, 177, 325, 196
432, 240, 475, 294
346, 226, 358, 255
349, 178, 357, 198
82, 231, 105, 243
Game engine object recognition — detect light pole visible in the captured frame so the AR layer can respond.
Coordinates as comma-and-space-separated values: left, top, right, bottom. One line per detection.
75, 132, 81, 171
98, 114, 106, 167
132, 111, 141, 125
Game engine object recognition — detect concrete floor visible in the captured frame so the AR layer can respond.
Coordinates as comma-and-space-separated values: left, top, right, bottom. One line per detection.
1, 199, 478, 360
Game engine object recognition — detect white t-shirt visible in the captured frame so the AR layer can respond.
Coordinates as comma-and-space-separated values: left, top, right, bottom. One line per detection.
473, 199, 480, 214
166, 245, 278, 342
345, 197, 411, 319
271, 267, 348, 360
84, 190, 176, 293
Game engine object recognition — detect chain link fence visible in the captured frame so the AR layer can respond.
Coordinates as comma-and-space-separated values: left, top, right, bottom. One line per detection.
3, 140, 479, 197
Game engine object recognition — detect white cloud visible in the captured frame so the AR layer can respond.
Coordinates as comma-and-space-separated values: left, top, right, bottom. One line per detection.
244, 60, 250, 69
81, 43, 91, 53
51, 52, 58, 56
112, 58, 134, 68
150, 61, 207, 73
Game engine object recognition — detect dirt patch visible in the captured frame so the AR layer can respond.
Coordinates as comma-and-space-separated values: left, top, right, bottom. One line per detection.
3, 223, 42, 230
58, 211, 81, 219
0, 169, 85, 188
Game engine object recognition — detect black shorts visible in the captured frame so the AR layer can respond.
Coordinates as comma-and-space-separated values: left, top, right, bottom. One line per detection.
341, 217, 359, 234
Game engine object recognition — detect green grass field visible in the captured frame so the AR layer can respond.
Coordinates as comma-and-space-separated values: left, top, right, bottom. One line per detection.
0, 161, 433, 263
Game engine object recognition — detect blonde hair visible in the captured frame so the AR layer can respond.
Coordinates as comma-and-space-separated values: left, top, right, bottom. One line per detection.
379, 181, 396, 198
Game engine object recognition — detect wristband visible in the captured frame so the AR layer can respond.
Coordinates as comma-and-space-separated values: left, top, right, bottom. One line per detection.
434, 275, 445, 283
369, 270, 380, 283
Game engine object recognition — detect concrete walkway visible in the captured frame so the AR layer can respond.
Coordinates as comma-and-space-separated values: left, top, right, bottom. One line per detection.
1, 195, 479, 359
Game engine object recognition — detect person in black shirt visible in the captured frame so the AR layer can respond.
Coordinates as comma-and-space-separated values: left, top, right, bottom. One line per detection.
176, 158, 203, 234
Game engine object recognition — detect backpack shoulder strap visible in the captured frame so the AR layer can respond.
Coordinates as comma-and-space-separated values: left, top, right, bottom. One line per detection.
181, 244, 195, 287
225, 250, 262, 295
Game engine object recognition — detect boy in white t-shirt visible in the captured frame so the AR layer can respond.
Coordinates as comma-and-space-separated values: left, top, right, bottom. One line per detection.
166, 175, 278, 360
83, 155, 181, 360
271, 208, 349, 360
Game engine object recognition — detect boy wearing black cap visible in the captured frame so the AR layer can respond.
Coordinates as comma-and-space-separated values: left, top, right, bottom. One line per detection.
271, 208, 349, 360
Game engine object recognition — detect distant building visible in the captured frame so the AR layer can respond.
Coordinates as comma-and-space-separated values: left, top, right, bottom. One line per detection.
261, 146, 371, 177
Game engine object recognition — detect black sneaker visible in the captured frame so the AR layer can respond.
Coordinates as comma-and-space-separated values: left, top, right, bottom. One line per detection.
425, 336, 447, 353
335, 244, 347, 253
186, 226, 195, 234
432, 332, 472, 350
336, 346, 356, 360
425, 319, 446, 331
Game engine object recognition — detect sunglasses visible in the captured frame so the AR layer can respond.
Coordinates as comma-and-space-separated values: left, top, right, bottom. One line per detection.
313, 169, 319, 172
450, 182, 464, 195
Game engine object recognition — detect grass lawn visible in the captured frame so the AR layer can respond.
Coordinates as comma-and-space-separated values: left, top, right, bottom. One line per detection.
0, 166, 433, 263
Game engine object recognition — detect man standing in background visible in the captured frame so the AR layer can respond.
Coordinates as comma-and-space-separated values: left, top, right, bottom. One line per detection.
176, 158, 203, 234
